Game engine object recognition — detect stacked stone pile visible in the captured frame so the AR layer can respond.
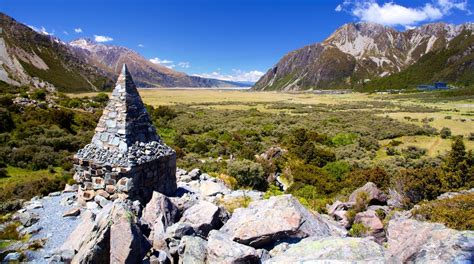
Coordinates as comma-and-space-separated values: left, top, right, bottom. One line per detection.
73, 64, 176, 204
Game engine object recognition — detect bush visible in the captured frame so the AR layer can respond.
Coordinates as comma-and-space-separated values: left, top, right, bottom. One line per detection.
402, 146, 427, 159
323, 161, 350, 181
440, 127, 452, 139
412, 193, 474, 230
332, 133, 357, 146
348, 223, 369, 237
344, 167, 390, 191
0, 108, 15, 133
92, 93, 109, 103
227, 159, 267, 190
30, 89, 47, 101
386, 146, 399, 156
395, 167, 444, 204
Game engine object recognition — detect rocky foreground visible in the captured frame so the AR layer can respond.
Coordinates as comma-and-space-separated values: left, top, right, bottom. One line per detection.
1, 168, 473, 263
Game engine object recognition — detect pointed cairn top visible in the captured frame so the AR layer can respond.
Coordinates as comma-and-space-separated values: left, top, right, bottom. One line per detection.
89, 63, 160, 155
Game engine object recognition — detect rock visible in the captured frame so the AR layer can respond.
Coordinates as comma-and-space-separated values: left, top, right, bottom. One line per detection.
62, 200, 150, 264
199, 180, 229, 197
333, 210, 350, 229
151, 220, 167, 251
63, 184, 78, 193
96, 189, 110, 199
178, 236, 207, 264
148, 250, 170, 264
142, 191, 180, 230
188, 168, 201, 180
13, 210, 39, 227
63, 207, 81, 217
220, 195, 346, 248
386, 213, 474, 263
348, 182, 387, 205
19, 224, 42, 236
180, 200, 221, 236
207, 230, 260, 264
110, 202, 151, 264
25, 201, 43, 210
354, 210, 386, 244
166, 222, 195, 239
326, 200, 353, 215
94, 194, 112, 208
49, 191, 61, 197
265, 237, 386, 263
3, 252, 22, 262
269, 242, 290, 257
387, 188, 404, 209
86, 201, 99, 211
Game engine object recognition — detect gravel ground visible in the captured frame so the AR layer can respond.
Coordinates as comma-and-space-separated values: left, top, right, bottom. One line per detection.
24, 192, 81, 263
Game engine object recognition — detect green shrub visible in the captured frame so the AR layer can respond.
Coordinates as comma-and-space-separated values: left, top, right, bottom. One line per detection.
348, 223, 369, 237
30, 89, 47, 101
332, 133, 357, 146
402, 146, 427, 159
440, 127, 452, 139
395, 167, 444, 204
412, 193, 474, 230
92, 92, 109, 103
263, 184, 284, 199
227, 159, 267, 190
323, 161, 350, 181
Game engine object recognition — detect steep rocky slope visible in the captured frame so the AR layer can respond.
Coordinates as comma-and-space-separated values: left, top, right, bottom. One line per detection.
0, 13, 114, 92
253, 22, 474, 91
69, 38, 245, 88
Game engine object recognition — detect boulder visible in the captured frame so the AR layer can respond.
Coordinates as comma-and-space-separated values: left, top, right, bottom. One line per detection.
178, 236, 207, 264
188, 168, 201, 180
207, 230, 260, 264
110, 202, 151, 264
333, 210, 350, 229
199, 180, 229, 197
386, 213, 474, 263
348, 182, 387, 205
151, 220, 167, 251
13, 210, 39, 227
387, 188, 404, 209
354, 210, 386, 244
220, 195, 345, 248
180, 200, 221, 236
62, 200, 150, 264
3, 252, 22, 262
264, 237, 386, 263
142, 191, 180, 230
166, 222, 195, 239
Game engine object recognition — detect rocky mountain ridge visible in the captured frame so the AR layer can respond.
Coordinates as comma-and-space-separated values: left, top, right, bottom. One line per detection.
1, 168, 473, 263
69, 38, 247, 88
253, 22, 474, 91
0, 13, 247, 92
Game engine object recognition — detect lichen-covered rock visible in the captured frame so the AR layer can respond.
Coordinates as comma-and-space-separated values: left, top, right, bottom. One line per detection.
386, 213, 474, 263
180, 201, 221, 236
220, 195, 346, 248
178, 235, 207, 264
207, 230, 260, 264
265, 237, 386, 263
199, 180, 230, 197
349, 182, 387, 205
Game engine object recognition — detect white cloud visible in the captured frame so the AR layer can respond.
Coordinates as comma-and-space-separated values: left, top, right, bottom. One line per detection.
178, 62, 190, 68
335, 5, 343, 12
149, 57, 175, 69
336, 0, 470, 27
74, 28, 82, 33
63, 31, 68, 35
193, 69, 264, 82
138, 44, 144, 48
94, 35, 113, 42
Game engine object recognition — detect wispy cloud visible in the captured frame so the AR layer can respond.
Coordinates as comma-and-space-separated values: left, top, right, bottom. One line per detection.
336, 0, 470, 27
194, 69, 264, 82
178, 62, 190, 68
74, 28, 83, 33
94, 35, 113, 42
149, 57, 175, 69
138, 44, 144, 48
63, 31, 69, 35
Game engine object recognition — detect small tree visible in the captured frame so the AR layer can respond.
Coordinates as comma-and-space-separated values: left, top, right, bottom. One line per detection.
227, 159, 266, 190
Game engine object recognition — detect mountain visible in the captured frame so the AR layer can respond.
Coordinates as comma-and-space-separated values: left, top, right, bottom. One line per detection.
0, 13, 114, 92
253, 22, 474, 91
0, 12, 246, 92
69, 38, 247, 88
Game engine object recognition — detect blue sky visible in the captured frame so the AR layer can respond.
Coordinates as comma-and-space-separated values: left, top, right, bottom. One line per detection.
1, 0, 472, 81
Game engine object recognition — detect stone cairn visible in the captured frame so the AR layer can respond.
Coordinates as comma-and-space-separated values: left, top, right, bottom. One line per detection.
73, 64, 177, 204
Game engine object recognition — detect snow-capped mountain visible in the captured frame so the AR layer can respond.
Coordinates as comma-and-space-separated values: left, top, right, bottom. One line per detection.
253, 22, 474, 91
